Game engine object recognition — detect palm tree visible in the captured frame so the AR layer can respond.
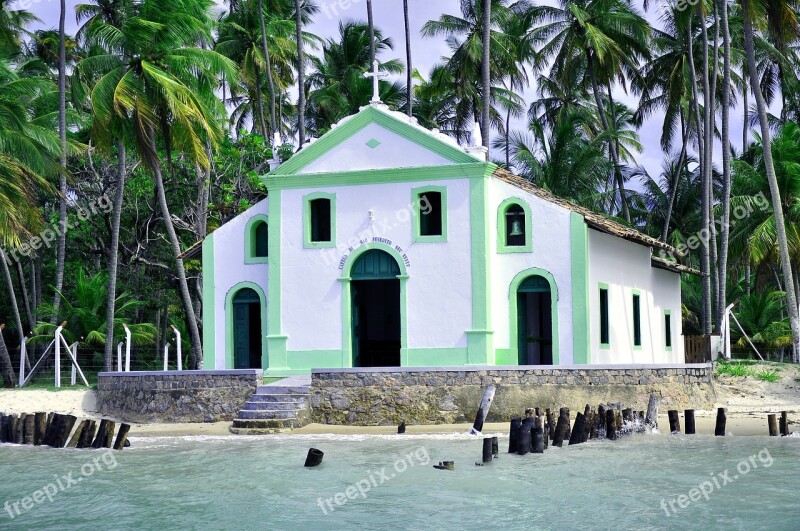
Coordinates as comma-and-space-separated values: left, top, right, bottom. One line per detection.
257, 0, 277, 133
481, 0, 491, 151
717, 0, 734, 337
531, 0, 651, 222
83, 0, 238, 368
741, 0, 800, 361
77, 0, 132, 371
52, 0, 68, 324
366, 0, 375, 66
295, 0, 306, 146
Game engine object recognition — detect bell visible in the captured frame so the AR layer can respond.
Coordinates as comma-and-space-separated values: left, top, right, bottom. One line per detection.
510, 219, 523, 237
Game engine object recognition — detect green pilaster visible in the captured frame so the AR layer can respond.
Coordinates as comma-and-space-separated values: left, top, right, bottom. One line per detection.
266, 190, 288, 370
201, 233, 215, 369
466, 165, 495, 364
570, 212, 590, 364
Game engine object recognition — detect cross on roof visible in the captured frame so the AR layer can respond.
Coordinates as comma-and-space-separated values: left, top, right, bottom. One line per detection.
363, 60, 388, 105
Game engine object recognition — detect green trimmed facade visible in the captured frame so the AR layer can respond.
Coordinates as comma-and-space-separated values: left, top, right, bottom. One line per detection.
201, 104, 685, 374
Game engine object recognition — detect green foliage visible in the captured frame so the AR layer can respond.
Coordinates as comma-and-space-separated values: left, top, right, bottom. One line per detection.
755, 369, 781, 382
716, 361, 752, 377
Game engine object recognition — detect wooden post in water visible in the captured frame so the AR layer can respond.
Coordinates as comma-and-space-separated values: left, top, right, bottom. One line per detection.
34, 412, 46, 446
780, 411, 788, 436
768, 414, 778, 436
482, 437, 493, 464
67, 420, 88, 448
685, 410, 696, 435
491, 436, 499, 457
397, 421, 406, 434
508, 417, 521, 453
532, 417, 544, 453
561, 408, 571, 441
470, 385, 496, 435
714, 408, 727, 436
0, 415, 9, 443
596, 404, 607, 438
582, 405, 592, 442
91, 419, 116, 449
546, 409, 555, 441
668, 410, 681, 434
621, 408, 632, 434
517, 417, 533, 455
553, 410, 569, 447
77, 420, 96, 449
13, 414, 24, 444
636, 411, 646, 433
569, 412, 587, 445
23, 414, 35, 444
605, 409, 617, 440
304, 448, 324, 467
645, 393, 659, 429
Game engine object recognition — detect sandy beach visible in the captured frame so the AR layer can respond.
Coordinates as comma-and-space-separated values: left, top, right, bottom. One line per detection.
1, 362, 797, 438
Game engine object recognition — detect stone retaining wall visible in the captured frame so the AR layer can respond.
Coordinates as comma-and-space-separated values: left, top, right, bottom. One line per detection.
310, 365, 715, 425
97, 370, 261, 423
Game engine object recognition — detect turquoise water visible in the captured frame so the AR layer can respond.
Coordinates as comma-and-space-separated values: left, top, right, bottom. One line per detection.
1, 432, 798, 530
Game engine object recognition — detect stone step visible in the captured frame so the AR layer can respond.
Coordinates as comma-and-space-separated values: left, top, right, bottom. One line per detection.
238, 409, 297, 420
248, 393, 309, 404
241, 401, 307, 412
232, 418, 299, 430
256, 385, 309, 395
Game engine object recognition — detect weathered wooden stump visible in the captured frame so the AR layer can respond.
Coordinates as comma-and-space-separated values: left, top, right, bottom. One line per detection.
606, 409, 617, 441
714, 408, 727, 436
645, 393, 659, 429
23, 414, 35, 445
685, 410, 696, 435
532, 417, 544, 453
546, 409, 555, 441
471, 385, 496, 434
46, 414, 77, 448
780, 411, 788, 436
581, 405, 592, 442
491, 436, 499, 457
397, 421, 406, 434
0, 414, 9, 443
68, 420, 89, 448
91, 419, 116, 449
508, 417, 521, 454
34, 412, 46, 446
77, 420, 96, 449
560, 408, 571, 441
568, 412, 587, 446
13, 414, 25, 444
636, 411, 646, 433
596, 404, 607, 438
553, 410, 569, 447
768, 414, 778, 436
482, 437, 493, 464
304, 448, 324, 467
668, 410, 681, 434
517, 417, 534, 455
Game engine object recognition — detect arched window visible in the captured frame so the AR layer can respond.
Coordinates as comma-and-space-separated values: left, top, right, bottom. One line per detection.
254, 221, 268, 258
497, 198, 532, 253
303, 192, 336, 248
505, 204, 526, 247
244, 215, 269, 263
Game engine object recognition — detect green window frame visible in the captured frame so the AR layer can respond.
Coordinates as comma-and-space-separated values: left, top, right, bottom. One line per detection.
244, 214, 270, 264
599, 283, 610, 349
497, 197, 532, 253
303, 192, 336, 249
664, 310, 673, 350
632, 290, 642, 349
411, 185, 448, 243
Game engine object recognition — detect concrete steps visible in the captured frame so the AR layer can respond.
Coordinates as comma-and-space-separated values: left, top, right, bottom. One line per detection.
229, 378, 311, 434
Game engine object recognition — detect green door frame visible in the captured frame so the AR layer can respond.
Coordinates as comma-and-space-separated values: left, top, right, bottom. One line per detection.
225, 282, 268, 369
340, 243, 409, 367
508, 268, 560, 365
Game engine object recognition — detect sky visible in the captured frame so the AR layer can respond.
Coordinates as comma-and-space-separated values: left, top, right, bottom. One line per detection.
17, 0, 746, 184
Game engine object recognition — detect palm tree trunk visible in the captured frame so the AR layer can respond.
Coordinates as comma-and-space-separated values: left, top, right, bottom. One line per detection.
148, 129, 203, 368
745, 254, 751, 295
103, 142, 126, 371
52, 0, 68, 323
0, 248, 25, 349
743, 2, 800, 362
717, 0, 733, 338
742, 70, 749, 150
605, 82, 631, 222
586, 50, 629, 222
481, 0, 491, 151
403, 0, 412, 118
699, 5, 714, 334
0, 325, 16, 387
253, 67, 269, 138
295, 0, 306, 146
257, 0, 277, 133
661, 110, 689, 242
13, 258, 33, 332
367, 0, 375, 66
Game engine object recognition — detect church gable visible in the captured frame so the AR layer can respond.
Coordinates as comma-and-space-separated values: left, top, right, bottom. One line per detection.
270, 105, 481, 176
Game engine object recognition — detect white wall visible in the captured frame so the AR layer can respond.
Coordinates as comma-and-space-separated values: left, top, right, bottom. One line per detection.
488, 179, 575, 364
211, 200, 269, 368
587, 230, 683, 364
279, 178, 474, 351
